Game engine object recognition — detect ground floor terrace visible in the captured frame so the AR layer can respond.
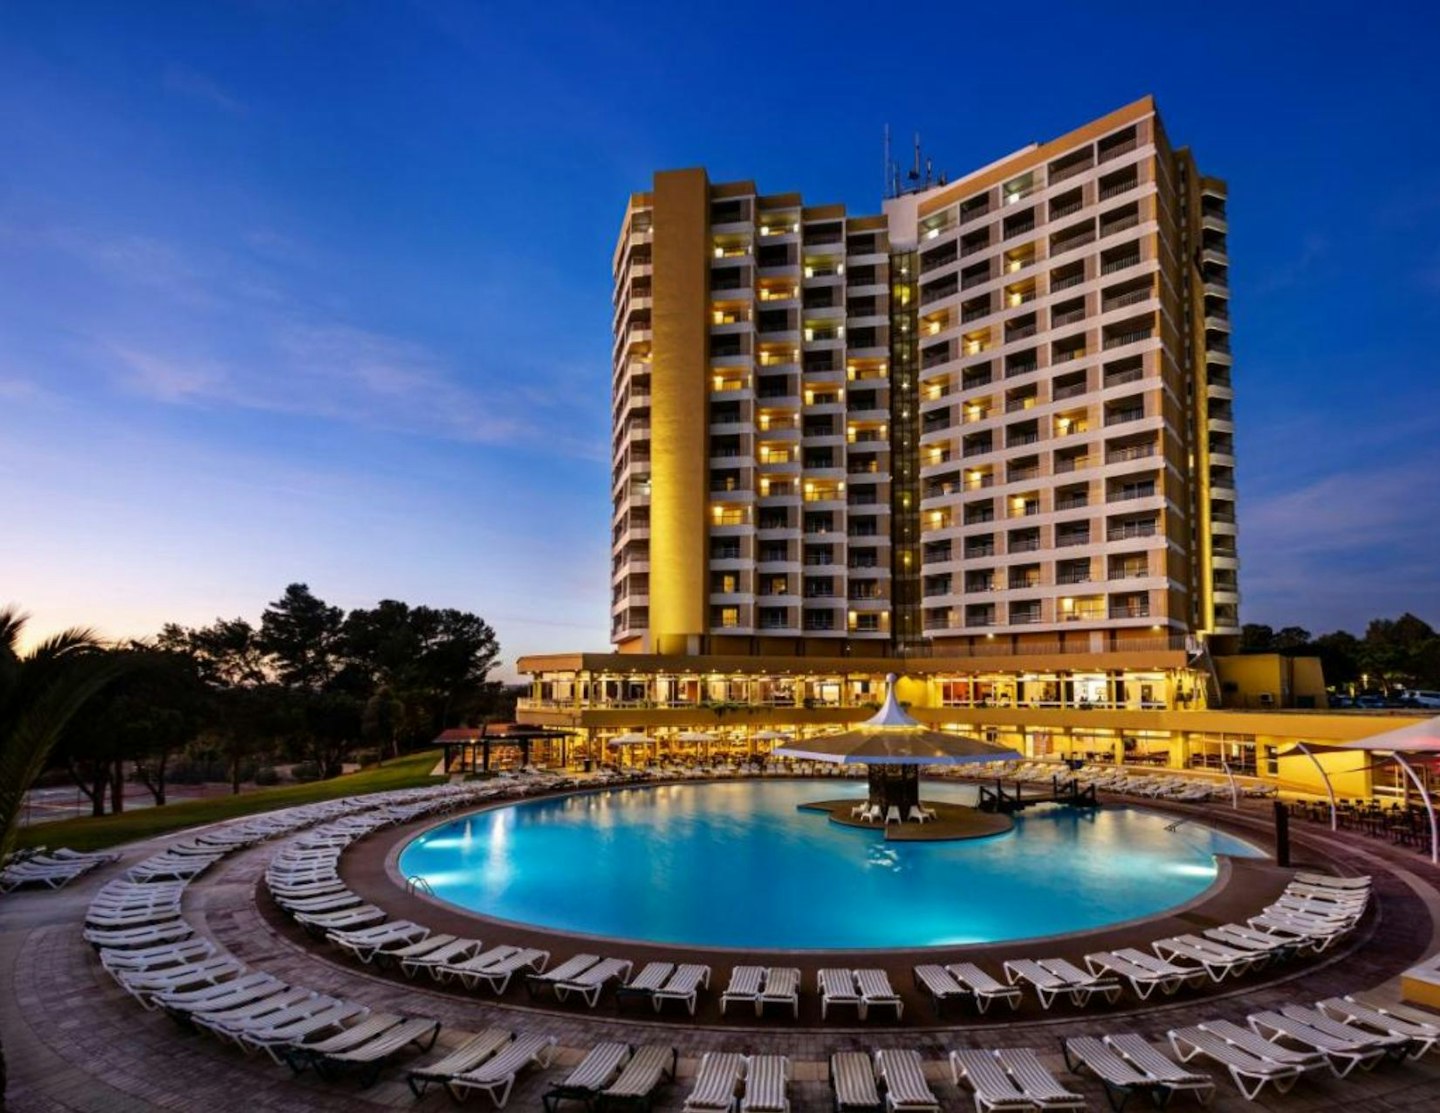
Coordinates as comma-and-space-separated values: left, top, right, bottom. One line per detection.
513, 651, 1428, 803
7, 773, 1440, 1111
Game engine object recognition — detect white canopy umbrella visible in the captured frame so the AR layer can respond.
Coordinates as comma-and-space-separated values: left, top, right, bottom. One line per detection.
676, 731, 716, 743
751, 730, 791, 742
776, 674, 1020, 815
1278, 715, 1440, 861
607, 733, 652, 747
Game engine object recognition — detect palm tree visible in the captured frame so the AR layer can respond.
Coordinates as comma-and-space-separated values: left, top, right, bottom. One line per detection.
0, 606, 127, 1102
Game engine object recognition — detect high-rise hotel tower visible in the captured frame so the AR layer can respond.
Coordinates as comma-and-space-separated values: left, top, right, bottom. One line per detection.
611, 97, 1236, 658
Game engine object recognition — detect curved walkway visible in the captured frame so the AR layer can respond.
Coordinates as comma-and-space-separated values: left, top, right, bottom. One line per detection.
5, 796, 1440, 1111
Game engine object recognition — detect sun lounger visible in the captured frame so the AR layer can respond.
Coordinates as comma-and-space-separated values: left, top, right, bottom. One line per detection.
307, 1016, 441, 1087
913, 965, 970, 1016
84, 920, 194, 950
527, 953, 602, 997
99, 938, 215, 973
407, 1028, 514, 1097
391, 934, 471, 976
1295, 871, 1370, 891
1084, 952, 1186, 999
742, 1055, 790, 1113
152, 973, 285, 1019
759, 967, 801, 1017
1151, 935, 1261, 982
857, 969, 903, 1020
874, 1049, 939, 1113
292, 904, 386, 933
653, 963, 711, 1015
1103, 1034, 1215, 1105
243, 1002, 371, 1063
992, 1049, 1085, 1112
1203, 923, 1302, 959
820, 968, 864, 1020
946, 963, 1022, 1013
553, 957, 634, 1007
119, 956, 247, 1007
1062, 1036, 1160, 1110
598, 1044, 676, 1112
1318, 996, 1440, 1057
830, 1051, 882, 1113
543, 1041, 632, 1113
1168, 1023, 1311, 1099
617, 962, 674, 1008
1249, 1007, 1405, 1075
445, 1031, 558, 1107
1004, 958, 1120, 1008
683, 1051, 746, 1113
948, 1049, 1035, 1112
455, 947, 551, 994
327, 920, 430, 963
191, 988, 321, 1039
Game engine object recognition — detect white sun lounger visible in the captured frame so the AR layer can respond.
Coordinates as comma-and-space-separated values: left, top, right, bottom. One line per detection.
526, 953, 601, 997
445, 1031, 558, 1107
462, 947, 551, 994
1172, 1019, 1323, 1096
742, 1055, 790, 1113
292, 904, 386, 932
1004, 958, 1120, 1008
946, 963, 1022, 1013
388, 934, 468, 976
992, 1048, 1085, 1112
241, 1000, 371, 1062
1152, 935, 1262, 982
913, 965, 969, 1016
1061, 1036, 1161, 1109
948, 1049, 1035, 1112
326, 920, 429, 963
1249, 1007, 1406, 1075
307, 1016, 442, 1087
84, 920, 194, 950
119, 956, 247, 1007
874, 1049, 939, 1113
820, 969, 863, 1020
1295, 872, 1370, 891
1319, 996, 1440, 1057
682, 1051, 746, 1113
721, 966, 765, 1015
1084, 951, 1187, 999
542, 1040, 631, 1113
152, 972, 284, 1017
206, 994, 345, 1046
99, 938, 215, 973
407, 1027, 514, 1098
830, 1051, 882, 1113
758, 967, 801, 1017
857, 969, 904, 1020
599, 1043, 676, 1110
190, 987, 320, 1039
653, 963, 711, 1015
617, 962, 674, 1008
553, 957, 634, 1008
1103, 1034, 1215, 1104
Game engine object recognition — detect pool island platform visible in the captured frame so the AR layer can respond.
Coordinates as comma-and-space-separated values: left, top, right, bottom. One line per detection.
798, 798, 1015, 840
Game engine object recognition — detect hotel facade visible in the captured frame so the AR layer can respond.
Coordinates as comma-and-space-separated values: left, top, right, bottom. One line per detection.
519, 97, 1415, 800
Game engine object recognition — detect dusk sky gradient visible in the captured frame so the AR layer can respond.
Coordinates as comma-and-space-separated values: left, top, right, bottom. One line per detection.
2, 1, 1438, 677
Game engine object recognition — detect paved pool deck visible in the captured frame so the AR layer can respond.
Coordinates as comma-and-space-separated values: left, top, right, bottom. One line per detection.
4, 789, 1440, 1111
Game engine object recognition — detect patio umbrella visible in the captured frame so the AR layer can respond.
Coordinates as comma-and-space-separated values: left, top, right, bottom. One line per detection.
751, 730, 792, 742
776, 674, 1021, 817
607, 733, 652, 747
676, 731, 716, 743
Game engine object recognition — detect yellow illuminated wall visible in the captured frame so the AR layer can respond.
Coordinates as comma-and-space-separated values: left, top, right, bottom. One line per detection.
648, 169, 710, 653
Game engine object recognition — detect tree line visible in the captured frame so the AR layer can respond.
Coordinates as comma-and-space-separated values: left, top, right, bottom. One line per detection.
1240, 612, 1440, 692
47, 584, 509, 815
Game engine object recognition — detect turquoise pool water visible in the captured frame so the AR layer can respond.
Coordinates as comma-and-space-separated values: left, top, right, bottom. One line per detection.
398, 780, 1263, 950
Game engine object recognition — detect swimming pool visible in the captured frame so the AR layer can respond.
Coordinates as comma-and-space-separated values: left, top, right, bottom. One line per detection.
398, 780, 1263, 950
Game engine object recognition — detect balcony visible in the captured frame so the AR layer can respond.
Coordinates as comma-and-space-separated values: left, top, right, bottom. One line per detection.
1107, 522, 1157, 541
1108, 483, 1157, 503
1104, 329, 1153, 350
1101, 253, 1141, 275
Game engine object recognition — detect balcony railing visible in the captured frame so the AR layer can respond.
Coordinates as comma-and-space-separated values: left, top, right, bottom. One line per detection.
1106, 443, 1156, 464
1099, 176, 1138, 200
1053, 381, 1088, 400
1102, 288, 1151, 312
1101, 254, 1141, 275
1107, 523, 1157, 541
1105, 408, 1146, 425
1051, 271, 1086, 291
1108, 484, 1157, 502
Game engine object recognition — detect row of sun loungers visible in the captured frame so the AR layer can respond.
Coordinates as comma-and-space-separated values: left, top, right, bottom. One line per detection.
0, 846, 119, 892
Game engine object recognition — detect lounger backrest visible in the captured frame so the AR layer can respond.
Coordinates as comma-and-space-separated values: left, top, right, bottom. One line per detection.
629, 962, 675, 990
1064, 1037, 1149, 1086
606, 1045, 675, 1096
1177, 1027, 1274, 1071
467, 1032, 554, 1080
573, 957, 630, 986
875, 1049, 934, 1103
420, 1028, 512, 1075
726, 966, 765, 994
745, 1055, 789, 1107
951, 1050, 1022, 1098
820, 968, 857, 997
334, 1017, 438, 1061
831, 1052, 879, 1106
764, 967, 800, 996
948, 963, 1001, 992
690, 1052, 745, 1106
1007, 959, 1060, 987
856, 969, 897, 999
543, 953, 601, 981
994, 1048, 1074, 1100
564, 1041, 631, 1088
1106, 1034, 1203, 1082
665, 964, 709, 992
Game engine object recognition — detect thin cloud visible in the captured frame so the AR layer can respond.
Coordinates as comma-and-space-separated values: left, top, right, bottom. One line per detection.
162, 65, 247, 115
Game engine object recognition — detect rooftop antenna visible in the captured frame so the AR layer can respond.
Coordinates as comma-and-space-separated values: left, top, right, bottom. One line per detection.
909, 132, 921, 185
883, 124, 892, 200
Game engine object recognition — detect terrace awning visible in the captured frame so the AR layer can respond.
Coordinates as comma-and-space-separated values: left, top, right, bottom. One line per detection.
1277, 715, 1440, 862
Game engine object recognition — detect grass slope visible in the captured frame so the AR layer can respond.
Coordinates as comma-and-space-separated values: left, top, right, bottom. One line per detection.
15, 749, 444, 852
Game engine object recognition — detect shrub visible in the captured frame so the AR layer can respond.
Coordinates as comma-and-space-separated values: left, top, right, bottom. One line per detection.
254, 766, 280, 786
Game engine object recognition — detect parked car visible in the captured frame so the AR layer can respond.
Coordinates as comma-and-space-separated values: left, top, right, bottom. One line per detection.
1404, 690, 1440, 709
1355, 695, 1388, 709
1328, 694, 1354, 708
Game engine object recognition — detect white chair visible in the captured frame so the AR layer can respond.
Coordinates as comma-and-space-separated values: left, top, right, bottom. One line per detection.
884, 806, 902, 826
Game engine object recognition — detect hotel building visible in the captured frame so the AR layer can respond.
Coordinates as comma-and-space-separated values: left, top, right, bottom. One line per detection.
523, 96, 1413, 800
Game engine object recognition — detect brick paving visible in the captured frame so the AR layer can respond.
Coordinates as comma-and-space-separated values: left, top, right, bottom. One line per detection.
4, 797, 1440, 1110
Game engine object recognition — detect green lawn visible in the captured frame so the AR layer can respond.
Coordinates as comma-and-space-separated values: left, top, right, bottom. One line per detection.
15, 749, 446, 853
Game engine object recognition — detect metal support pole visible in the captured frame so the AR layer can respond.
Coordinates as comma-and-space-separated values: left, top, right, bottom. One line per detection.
1221, 761, 1239, 809
1392, 753, 1439, 865
1298, 742, 1338, 831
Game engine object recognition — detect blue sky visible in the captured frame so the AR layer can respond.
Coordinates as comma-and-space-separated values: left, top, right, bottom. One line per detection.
2, 1, 1438, 675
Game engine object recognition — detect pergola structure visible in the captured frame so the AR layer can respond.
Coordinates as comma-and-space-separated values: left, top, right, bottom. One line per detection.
1281, 715, 1440, 863
435, 723, 576, 775
776, 674, 1021, 818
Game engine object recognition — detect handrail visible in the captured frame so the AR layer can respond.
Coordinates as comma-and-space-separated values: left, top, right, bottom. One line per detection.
406, 875, 435, 897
